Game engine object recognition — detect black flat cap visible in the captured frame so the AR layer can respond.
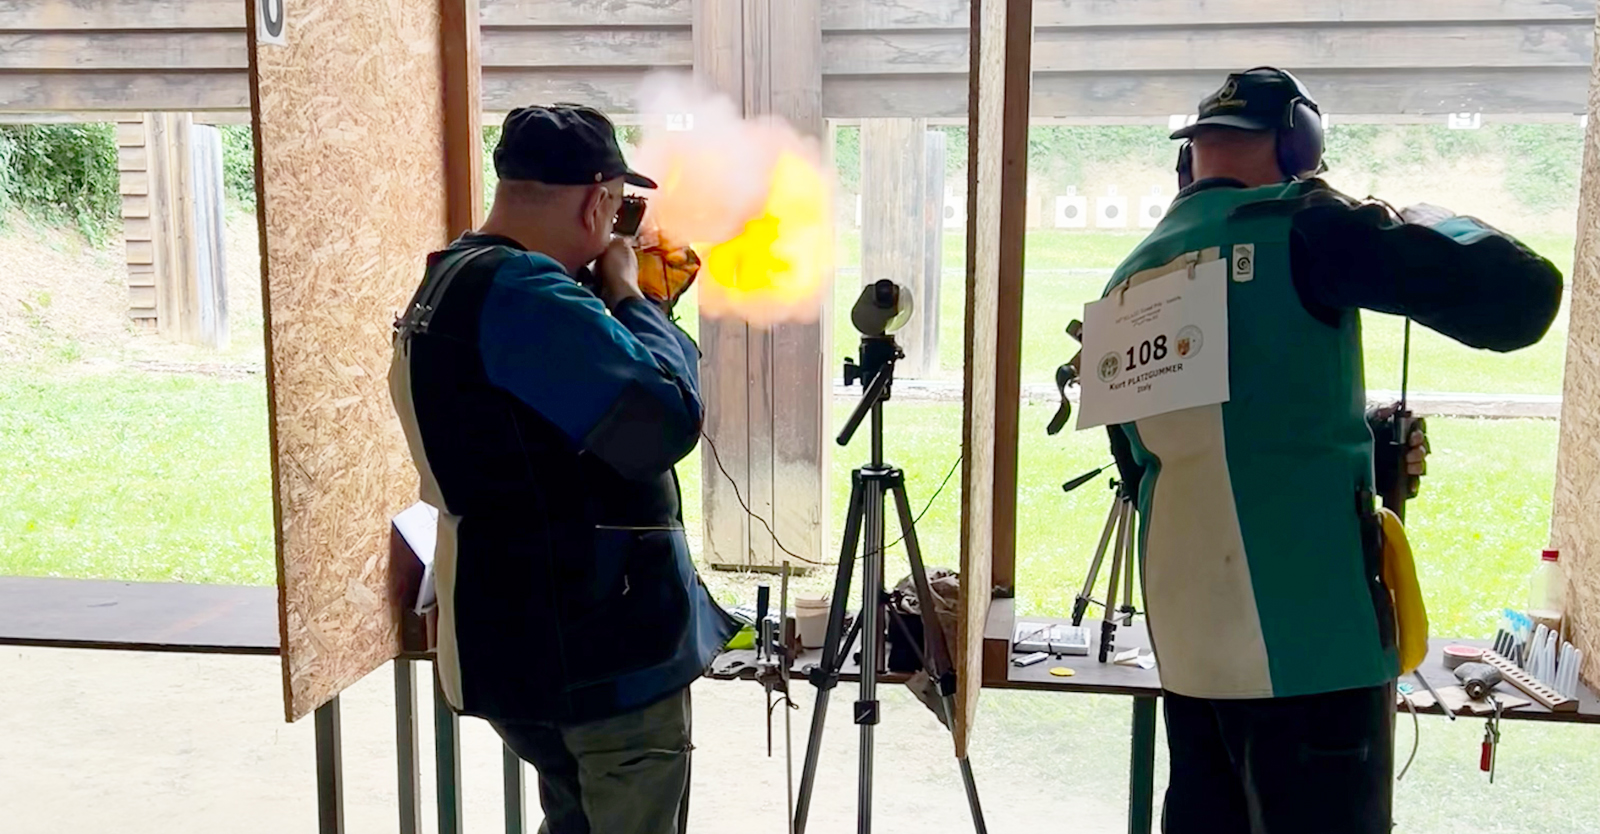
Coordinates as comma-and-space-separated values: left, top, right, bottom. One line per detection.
1171, 67, 1319, 140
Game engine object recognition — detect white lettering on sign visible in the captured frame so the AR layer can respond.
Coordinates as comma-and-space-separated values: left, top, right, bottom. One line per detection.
1075, 257, 1230, 430
258, 0, 286, 46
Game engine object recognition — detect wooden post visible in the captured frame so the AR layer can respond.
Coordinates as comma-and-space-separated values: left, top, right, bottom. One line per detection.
861, 118, 932, 376
957, 0, 1032, 760
922, 130, 947, 376
695, 0, 828, 571
190, 123, 229, 349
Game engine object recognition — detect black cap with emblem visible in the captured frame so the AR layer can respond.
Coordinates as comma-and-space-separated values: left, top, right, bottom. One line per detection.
1170, 67, 1321, 139
1171, 67, 1325, 185
493, 104, 658, 189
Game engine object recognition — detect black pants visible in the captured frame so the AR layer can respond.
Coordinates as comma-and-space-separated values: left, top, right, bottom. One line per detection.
1161, 684, 1394, 834
491, 688, 693, 834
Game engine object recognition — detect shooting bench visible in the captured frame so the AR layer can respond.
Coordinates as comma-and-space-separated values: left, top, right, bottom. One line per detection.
715, 596, 1600, 834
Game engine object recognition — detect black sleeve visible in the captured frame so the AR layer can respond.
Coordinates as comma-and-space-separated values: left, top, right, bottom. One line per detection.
1288, 196, 1564, 352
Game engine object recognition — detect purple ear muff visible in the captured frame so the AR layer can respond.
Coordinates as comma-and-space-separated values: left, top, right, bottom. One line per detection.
1176, 141, 1194, 189
1275, 100, 1325, 180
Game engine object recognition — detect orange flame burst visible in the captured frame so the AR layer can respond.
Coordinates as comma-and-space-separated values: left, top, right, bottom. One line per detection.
631, 74, 833, 327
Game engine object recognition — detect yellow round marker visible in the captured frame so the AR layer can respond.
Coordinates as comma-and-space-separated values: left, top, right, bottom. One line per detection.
1049, 667, 1075, 678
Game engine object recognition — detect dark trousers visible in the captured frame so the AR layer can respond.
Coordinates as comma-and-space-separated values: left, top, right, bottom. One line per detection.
491, 688, 694, 834
1161, 683, 1395, 834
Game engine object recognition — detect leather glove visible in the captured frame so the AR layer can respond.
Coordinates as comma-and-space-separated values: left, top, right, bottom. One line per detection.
635, 234, 701, 314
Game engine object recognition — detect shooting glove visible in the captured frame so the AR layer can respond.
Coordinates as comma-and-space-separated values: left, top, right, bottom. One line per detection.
635, 230, 701, 315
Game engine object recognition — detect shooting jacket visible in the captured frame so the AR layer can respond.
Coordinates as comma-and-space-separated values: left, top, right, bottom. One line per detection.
1105, 179, 1562, 700
389, 232, 736, 724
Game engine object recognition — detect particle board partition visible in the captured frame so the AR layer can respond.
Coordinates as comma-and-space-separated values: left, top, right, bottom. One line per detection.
956, 0, 1031, 759
1553, 11, 1600, 696
250, 0, 451, 723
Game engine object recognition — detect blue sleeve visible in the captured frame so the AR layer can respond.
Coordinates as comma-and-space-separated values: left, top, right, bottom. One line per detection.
478, 254, 703, 480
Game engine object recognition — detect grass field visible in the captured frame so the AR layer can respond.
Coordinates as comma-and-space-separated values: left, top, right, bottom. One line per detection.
0, 218, 1590, 833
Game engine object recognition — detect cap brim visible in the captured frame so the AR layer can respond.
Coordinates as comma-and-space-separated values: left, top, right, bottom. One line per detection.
1170, 114, 1275, 140
624, 170, 658, 189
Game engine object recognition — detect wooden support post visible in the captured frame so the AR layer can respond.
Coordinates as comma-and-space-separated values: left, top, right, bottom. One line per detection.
861, 118, 933, 377
956, 0, 1032, 759
922, 130, 947, 375
695, 0, 827, 571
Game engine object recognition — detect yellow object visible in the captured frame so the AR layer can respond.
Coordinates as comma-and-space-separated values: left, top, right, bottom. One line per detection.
1049, 667, 1075, 678
1379, 508, 1429, 675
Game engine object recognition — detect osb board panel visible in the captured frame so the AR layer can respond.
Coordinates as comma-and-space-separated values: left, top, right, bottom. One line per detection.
955, 0, 1030, 759
1552, 15, 1600, 696
251, 0, 447, 722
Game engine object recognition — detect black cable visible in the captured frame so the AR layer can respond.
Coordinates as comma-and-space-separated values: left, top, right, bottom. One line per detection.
884, 453, 963, 553
701, 430, 963, 568
699, 429, 832, 566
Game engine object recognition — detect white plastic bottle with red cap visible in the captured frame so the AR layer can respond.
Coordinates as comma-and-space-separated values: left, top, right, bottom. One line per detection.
1527, 548, 1565, 635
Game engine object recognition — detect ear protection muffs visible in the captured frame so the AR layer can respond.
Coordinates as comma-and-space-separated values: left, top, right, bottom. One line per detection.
1174, 67, 1325, 189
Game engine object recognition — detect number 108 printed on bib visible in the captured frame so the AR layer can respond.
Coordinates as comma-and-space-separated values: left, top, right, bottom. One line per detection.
1075, 257, 1231, 430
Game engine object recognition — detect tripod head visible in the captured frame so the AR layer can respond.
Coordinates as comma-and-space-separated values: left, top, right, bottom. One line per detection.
839, 280, 913, 449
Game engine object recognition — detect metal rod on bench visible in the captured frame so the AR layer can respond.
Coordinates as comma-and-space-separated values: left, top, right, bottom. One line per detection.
434, 666, 464, 834
314, 696, 346, 834
504, 745, 527, 834
394, 659, 422, 834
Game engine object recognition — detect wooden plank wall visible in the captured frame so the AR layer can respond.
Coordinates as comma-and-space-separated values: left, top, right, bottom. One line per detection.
821, 0, 1598, 118
252, 0, 451, 722
116, 119, 158, 326
957, 0, 1031, 760
1552, 11, 1600, 696
115, 113, 227, 346
694, 0, 829, 571
0, 0, 248, 112
5, 0, 1597, 119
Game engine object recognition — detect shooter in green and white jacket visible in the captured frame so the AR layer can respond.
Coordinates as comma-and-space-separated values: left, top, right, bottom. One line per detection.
1106, 68, 1564, 834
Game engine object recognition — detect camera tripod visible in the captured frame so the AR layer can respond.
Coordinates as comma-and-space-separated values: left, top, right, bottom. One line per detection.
791, 333, 987, 834
1065, 472, 1140, 663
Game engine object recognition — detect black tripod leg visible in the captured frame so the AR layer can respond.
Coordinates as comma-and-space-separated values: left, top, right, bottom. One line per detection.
793, 474, 866, 834
889, 478, 987, 834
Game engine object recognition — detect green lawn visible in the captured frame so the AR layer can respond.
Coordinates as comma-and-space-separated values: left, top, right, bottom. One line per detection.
2, 370, 1592, 833
0, 222, 1587, 834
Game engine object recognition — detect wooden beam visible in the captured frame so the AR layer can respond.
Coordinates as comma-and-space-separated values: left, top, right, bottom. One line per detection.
824, 66, 1595, 119
956, 0, 1030, 760
861, 118, 933, 376
823, 23, 1594, 75
0, 32, 246, 71
479, 0, 691, 27
479, 27, 690, 68
443, 0, 484, 236
740, 0, 776, 570
822, 0, 1596, 30
1552, 9, 1600, 702
480, 67, 647, 114
0, 72, 249, 112
0, 0, 242, 30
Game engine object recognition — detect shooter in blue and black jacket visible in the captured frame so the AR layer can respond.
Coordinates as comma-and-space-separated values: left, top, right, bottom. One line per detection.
388, 104, 735, 834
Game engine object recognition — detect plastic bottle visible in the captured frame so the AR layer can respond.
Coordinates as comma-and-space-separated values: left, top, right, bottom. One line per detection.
1527, 548, 1565, 635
